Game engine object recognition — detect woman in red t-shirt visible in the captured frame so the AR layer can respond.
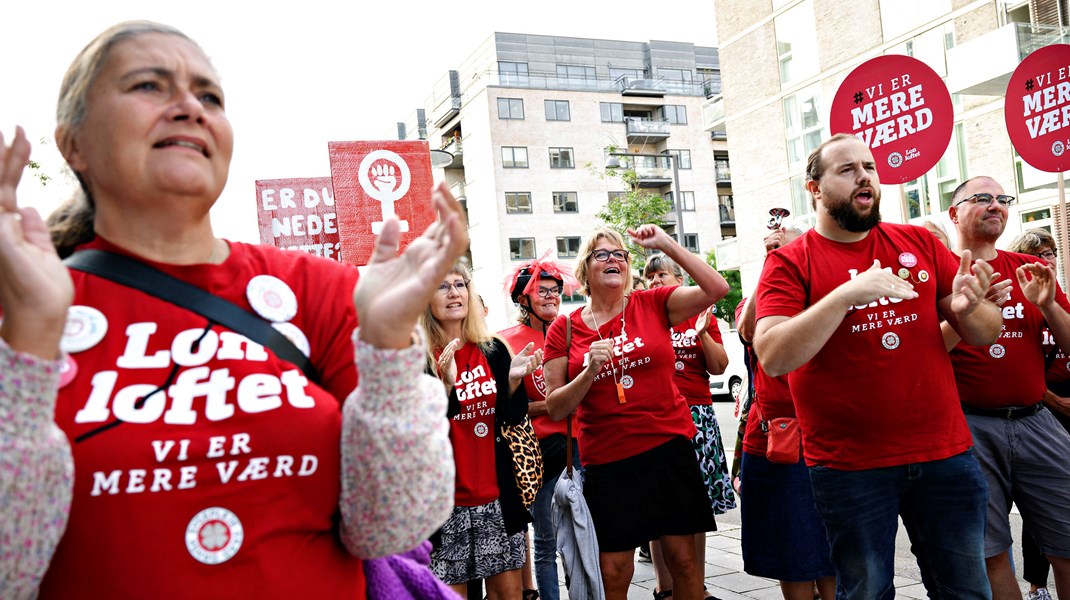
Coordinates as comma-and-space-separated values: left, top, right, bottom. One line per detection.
499, 254, 580, 600
422, 261, 539, 598
644, 255, 735, 599
543, 226, 729, 600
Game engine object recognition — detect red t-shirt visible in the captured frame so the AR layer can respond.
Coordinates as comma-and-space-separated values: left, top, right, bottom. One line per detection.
755, 223, 972, 470
1043, 327, 1070, 395
499, 324, 567, 438
43, 238, 365, 598
950, 251, 1070, 409
543, 286, 695, 466
445, 342, 501, 506
671, 311, 723, 406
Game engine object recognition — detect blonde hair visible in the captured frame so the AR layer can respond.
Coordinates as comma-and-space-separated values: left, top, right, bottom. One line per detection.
420, 262, 501, 370
50, 21, 203, 257
574, 227, 633, 295
1008, 228, 1056, 256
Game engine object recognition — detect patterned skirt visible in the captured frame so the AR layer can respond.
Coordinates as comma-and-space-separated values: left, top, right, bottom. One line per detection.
691, 404, 737, 514
430, 499, 526, 584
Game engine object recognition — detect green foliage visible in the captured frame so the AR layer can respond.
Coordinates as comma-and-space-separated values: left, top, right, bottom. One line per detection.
27, 159, 52, 186
589, 155, 672, 271
704, 248, 742, 328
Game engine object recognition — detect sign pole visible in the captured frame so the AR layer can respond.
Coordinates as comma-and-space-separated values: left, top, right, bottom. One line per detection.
1060, 172, 1069, 296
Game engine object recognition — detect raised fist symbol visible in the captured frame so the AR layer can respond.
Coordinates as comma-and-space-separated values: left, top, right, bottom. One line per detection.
371, 163, 397, 194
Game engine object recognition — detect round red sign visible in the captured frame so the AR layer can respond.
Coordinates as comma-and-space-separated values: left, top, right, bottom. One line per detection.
1005, 44, 1070, 173
830, 55, 954, 184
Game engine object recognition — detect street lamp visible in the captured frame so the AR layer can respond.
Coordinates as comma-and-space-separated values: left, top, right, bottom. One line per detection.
606, 151, 687, 250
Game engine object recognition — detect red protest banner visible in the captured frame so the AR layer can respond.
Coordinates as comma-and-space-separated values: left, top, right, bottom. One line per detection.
255, 177, 342, 261
1005, 44, 1070, 172
328, 141, 436, 266
830, 54, 954, 184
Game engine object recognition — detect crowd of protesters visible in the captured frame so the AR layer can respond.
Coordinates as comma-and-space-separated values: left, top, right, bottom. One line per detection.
5, 19, 1070, 600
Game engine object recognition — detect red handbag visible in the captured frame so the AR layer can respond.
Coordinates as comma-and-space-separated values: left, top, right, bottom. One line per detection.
764, 417, 801, 464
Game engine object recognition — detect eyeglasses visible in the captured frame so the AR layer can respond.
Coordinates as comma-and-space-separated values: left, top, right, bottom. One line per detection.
1036, 250, 1057, 260
536, 286, 563, 299
591, 249, 629, 262
953, 193, 1016, 207
437, 280, 469, 294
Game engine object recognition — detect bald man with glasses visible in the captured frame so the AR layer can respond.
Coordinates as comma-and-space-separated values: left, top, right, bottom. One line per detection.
948, 176, 1070, 600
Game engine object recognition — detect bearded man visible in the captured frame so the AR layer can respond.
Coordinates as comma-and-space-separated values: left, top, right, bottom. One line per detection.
752, 134, 1002, 599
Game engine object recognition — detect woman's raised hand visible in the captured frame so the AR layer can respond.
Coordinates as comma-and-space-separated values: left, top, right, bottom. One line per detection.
354, 181, 469, 349
0, 126, 73, 358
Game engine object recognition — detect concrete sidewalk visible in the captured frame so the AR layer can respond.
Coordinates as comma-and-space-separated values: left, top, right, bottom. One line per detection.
618, 512, 928, 600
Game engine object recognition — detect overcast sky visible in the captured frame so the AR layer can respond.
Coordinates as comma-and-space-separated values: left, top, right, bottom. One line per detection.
1, 0, 718, 242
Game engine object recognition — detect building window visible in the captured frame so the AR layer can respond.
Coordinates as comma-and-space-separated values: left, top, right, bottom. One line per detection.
498, 61, 529, 86
903, 123, 966, 219
556, 64, 597, 89
608, 191, 627, 202
659, 68, 694, 94
502, 146, 529, 168
683, 233, 699, 253
784, 85, 823, 169
545, 100, 571, 121
557, 236, 581, 258
715, 157, 731, 181
505, 192, 532, 214
667, 191, 696, 212
664, 149, 692, 170
510, 238, 536, 260
790, 175, 815, 229
878, 0, 952, 39
497, 98, 524, 120
553, 192, 579, 213
775, 0, 819, 86
549, 148, 575, 169
659, 105, 687, 125
600, 103, 624, 123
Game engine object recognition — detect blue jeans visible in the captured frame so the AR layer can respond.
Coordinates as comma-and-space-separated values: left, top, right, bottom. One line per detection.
532, 439, 581, 600
808, 451, 991, 600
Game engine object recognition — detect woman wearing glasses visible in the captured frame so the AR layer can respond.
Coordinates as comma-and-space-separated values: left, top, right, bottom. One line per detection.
500, 254, 580, 600
421, 262, 540, 598
543, 226, 730, 600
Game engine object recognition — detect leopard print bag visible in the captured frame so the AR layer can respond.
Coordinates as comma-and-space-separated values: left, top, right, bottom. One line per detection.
502, 415, 543, 510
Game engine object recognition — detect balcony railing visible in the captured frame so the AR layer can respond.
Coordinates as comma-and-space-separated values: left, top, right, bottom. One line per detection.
947, 22, 1070, 96
488, 69, 712, 96
718, 199, 735, 223
626, 118, 671, 137
715, 164, 731, 182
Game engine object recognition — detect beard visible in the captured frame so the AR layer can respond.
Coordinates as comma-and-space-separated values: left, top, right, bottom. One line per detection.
825, 189, 882, 233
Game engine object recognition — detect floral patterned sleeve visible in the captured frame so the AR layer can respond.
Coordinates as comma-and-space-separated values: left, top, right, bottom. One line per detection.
339, 330, 454, 559
0, 340, 74, 599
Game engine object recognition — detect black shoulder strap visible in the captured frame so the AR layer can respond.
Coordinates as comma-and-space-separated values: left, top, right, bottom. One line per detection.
64, 249, 319, 384
563, 314, 575, 477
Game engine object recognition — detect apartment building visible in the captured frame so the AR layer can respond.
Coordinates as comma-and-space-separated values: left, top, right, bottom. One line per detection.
709, 0, 1070, 289
396, 32, 732, 325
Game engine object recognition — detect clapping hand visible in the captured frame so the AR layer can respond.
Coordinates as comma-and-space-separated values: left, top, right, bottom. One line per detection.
1017, 262, 1058, 309
949, 250, 994, 317
508, 342, 542, 391
836, 259, 918, 308
437, 338, 460, 388
0, 126, 73, 358
354, 182, 469, 349
695, 306, 714, 336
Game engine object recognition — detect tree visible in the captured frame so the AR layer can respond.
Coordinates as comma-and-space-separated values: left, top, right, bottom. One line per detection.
589, 156, 673, 271
704, 247, 742, 328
